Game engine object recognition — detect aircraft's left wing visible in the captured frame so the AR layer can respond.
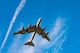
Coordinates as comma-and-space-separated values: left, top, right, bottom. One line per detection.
13, 31, 22, 35
26, 25, 36, 33
13, 27, 26, 35
13, 25, 36, 35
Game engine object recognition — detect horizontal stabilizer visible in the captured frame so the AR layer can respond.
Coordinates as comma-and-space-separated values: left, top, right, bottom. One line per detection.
24, 41, 34, 46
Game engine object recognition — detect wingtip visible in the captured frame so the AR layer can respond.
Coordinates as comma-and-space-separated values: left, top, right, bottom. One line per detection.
46, 36, 50, 41
47, 37, 50, 41
13, 32, 17, 35
48, 38, 50, 41
13, 33, 15, 35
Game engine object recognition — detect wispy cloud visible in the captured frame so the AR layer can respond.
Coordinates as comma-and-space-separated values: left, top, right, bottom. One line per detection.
52, 36, 67, 53
32, 17, 68, 53
8, 17, 68, 53
0, 0, 26, 52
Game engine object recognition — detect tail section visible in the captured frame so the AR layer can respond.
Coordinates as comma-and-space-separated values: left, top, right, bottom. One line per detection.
24, 40, 34, 46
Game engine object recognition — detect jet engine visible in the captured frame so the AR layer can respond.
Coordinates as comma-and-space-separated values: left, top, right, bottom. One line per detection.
46, 32, 49, 35
42, 27, 45, 31
28, 24, 31, 28
22, 27, 24, 31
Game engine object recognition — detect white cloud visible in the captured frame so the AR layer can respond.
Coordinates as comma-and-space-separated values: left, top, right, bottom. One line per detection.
7, 17, 68, 53
52, 36, 67, 53
49, 29, 67, 49
0, 0, 26, 52
50, 17, 66, 39
18, 46, 34, 53
7, 35, 22, 53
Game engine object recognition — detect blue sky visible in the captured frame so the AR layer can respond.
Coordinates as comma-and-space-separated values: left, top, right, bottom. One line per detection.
0, 0, 80, 53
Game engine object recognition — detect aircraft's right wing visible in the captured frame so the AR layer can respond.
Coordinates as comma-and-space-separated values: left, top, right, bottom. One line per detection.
41, 33, 50, 41
36, 26, 50, 41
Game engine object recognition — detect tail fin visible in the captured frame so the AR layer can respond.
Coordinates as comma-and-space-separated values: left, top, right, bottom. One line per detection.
24, 40, 34, 46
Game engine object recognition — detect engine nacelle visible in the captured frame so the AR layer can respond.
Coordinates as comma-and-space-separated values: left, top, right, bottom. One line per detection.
46, 32, 49, 35
28, 24, 31, 28
42, 27, 45, 31
22, 27, 24, 31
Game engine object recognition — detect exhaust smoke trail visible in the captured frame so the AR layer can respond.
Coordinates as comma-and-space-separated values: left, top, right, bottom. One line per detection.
0, 0, 26, 51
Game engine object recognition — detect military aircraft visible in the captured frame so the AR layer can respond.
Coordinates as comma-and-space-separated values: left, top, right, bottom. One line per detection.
13, 18, 50, 46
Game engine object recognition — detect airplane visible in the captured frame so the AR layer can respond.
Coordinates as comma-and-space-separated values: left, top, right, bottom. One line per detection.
13, 18, 50, 46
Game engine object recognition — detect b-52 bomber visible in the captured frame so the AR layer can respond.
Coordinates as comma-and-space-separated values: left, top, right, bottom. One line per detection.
13, 18, 50, 46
